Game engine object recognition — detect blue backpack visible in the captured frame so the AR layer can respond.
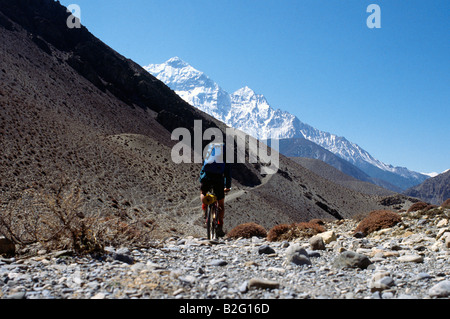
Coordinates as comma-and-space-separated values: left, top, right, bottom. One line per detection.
202, 143, 226, 174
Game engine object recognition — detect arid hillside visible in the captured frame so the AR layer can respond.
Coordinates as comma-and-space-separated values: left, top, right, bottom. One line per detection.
0, 0, 413, 250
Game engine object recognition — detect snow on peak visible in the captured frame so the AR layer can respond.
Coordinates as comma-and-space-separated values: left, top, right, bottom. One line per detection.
144, 57, 429, 189
145, 57, 377, 153
233, 86, 256, 97
424, 169, 450, 177
166, 56, 189, 68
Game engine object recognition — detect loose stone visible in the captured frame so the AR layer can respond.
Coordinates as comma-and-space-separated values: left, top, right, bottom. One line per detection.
2, 208, 449, 300
428, 280, 450, 298
309, 236, 326, 250
248, 278, 280, 290
209, 259, 227, 267
333, 251, 372, 270
258, 245, 275, 255
284, 244, 311, 266
397, 254, 424, 263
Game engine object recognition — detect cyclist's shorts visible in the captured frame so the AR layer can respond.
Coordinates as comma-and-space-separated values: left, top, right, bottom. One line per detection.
200, 174, 225, 201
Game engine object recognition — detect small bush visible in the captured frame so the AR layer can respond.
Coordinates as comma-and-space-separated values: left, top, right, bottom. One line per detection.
0, 179, 153, 255
354, 210, 401, 236
407, 202, 429, 213
267, 222, 325, 242
266, 224, 290, 242
441, 198, 450, 209
227, 223, 267, 239
308, 219, 325, 226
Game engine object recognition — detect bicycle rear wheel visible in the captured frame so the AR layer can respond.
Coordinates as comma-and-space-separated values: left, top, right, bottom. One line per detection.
206, 206, 211, 240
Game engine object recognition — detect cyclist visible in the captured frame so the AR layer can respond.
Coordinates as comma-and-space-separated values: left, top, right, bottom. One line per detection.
200, 142, 231, 237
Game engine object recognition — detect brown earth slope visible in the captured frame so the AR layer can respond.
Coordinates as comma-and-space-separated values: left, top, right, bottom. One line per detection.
0, 0, 411, 246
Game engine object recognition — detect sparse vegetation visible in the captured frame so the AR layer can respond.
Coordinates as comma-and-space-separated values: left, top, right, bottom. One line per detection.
441, 198, 450, 209
227, 222, 267, 239
0, 178, 155, 255
406, 201, 440, 216
407, 202, 430, 213
267, 221, 325, 242
353, 210, 401, 236
379, 195, 405, 207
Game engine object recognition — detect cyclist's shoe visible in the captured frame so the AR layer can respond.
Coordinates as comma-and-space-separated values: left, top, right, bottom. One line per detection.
216, 224, 226, 238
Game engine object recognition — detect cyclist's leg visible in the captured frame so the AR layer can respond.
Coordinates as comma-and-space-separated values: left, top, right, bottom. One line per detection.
212, 180, 225, 236
217, 198, 225, 225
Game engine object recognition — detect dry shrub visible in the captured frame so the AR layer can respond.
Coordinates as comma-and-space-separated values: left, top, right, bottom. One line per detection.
351, 212, 369, 223
441, 198, 450, 209
308, 219, 325, 226
267, 222, 325, 242
227, 222, 267, 239
266, 224, 290, 242
407, 202, 439, 217
407, 202, 429, 213
0, 179, 154, 255
81, 216, 153, 249
0, 185, 88, 249
354, 210, 401, 236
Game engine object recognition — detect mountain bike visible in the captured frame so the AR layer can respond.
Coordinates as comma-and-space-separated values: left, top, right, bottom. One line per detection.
203, 193, 219, 240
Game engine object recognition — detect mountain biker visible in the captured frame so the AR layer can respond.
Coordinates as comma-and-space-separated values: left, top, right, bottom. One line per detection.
200, 142, 231, 237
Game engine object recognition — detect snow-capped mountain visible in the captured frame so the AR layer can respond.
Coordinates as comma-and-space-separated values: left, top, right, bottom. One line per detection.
144, 57, 428, 190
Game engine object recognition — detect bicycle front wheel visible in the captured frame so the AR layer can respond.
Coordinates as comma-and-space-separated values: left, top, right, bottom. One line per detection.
206, 205, 216, 240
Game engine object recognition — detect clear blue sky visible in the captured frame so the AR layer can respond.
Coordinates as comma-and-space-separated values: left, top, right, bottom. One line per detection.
60, 0, 449, 174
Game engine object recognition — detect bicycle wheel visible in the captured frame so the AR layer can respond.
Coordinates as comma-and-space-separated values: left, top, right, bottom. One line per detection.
207, 204, 217, 240
206, 205, 212, 240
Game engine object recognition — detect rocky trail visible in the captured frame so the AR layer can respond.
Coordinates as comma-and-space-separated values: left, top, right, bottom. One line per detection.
1, 207, 449, 301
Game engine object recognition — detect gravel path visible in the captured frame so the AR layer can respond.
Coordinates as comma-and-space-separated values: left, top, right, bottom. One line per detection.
1, 210, 449, 302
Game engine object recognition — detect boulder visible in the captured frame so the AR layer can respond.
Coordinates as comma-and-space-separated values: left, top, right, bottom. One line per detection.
284, 244, 311, 266
316, 230, 336, 244
333, 251, 372, 269
309, 235, 326, 250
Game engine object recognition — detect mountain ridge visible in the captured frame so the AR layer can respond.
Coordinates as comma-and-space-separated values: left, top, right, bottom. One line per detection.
274, 138, 401, 192
404, 170, 450, 206
144, 57, 429, 191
